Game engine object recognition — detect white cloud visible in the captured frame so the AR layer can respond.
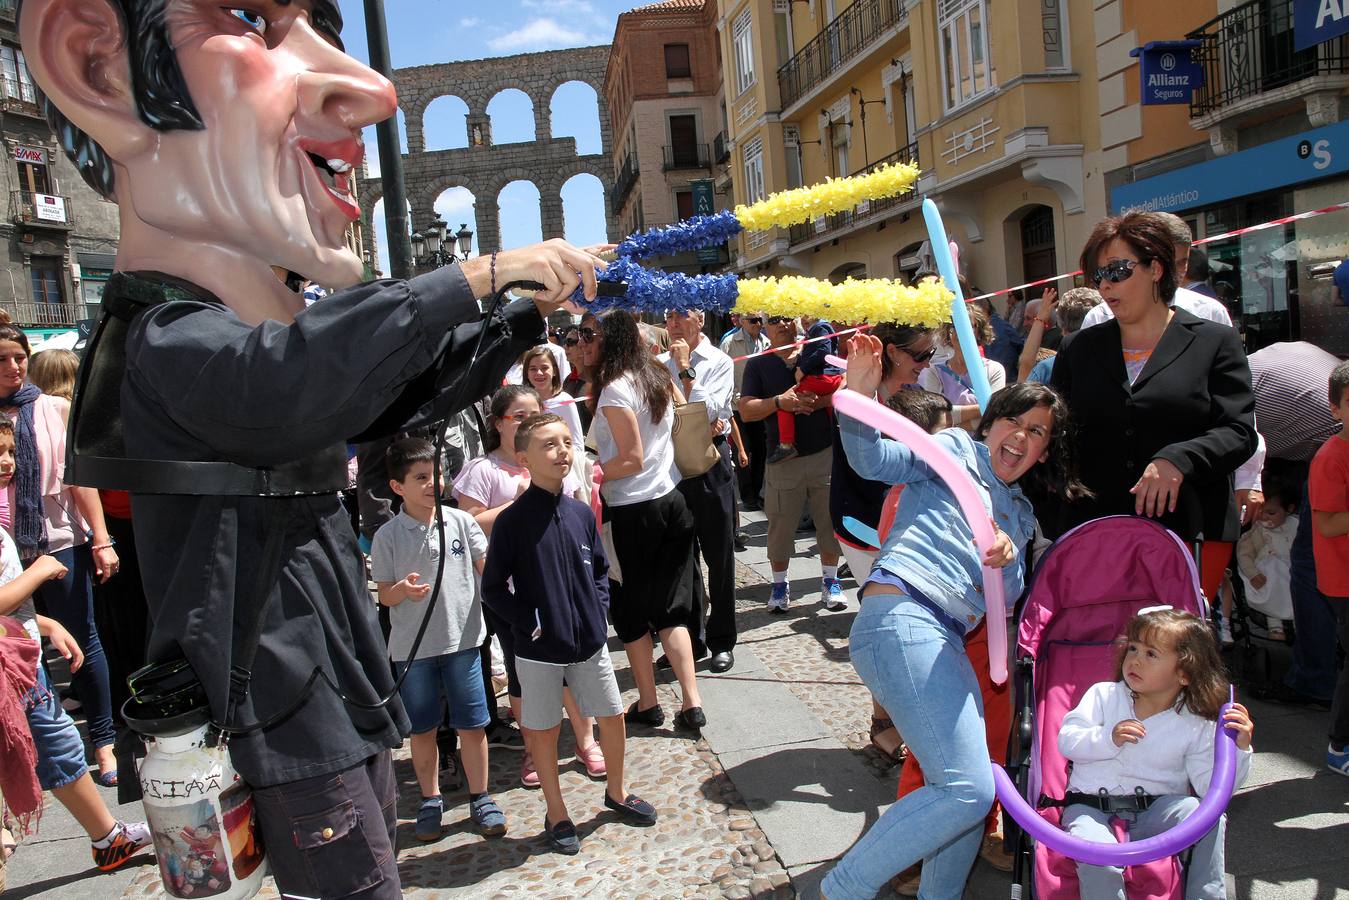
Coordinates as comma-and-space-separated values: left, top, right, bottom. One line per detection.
460, 16, 482, 28
487, 17, 607, 52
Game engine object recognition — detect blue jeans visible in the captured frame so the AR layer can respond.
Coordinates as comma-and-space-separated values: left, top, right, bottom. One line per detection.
27, 664, 90, 790
1286, 484, 1336, 701
32, 543, 115, 749
822, 594, 993, 900
394, 649, 490, 734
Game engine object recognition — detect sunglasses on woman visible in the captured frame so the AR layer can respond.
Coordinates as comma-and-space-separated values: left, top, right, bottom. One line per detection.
900, 344, 936, 364
1090, 258, 1139, 287
579, 327, 598, 342
564, 336, 580, 347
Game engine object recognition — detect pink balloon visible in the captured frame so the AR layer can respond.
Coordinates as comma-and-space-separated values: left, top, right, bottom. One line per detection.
949, 240, 961, 278
832, 388, 1007, 683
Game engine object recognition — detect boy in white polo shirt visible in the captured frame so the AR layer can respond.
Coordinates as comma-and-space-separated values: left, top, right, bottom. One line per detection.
371, 438, 505, 842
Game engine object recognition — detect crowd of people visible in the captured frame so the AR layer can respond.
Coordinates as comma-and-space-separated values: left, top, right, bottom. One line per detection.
1, 208, 1348, 899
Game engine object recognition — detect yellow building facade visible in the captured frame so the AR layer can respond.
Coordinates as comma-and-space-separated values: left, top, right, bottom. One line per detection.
716, 0, 1117, 306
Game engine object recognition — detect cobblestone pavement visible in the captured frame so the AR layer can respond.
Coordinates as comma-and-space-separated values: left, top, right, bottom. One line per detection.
119, 645, 793, 900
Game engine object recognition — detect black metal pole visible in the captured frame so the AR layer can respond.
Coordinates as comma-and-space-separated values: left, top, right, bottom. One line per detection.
363, 0, 412, 280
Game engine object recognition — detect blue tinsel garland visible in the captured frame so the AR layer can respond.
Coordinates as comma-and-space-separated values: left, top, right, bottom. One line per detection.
571, 256, 738, 315
614, 210, 743, 260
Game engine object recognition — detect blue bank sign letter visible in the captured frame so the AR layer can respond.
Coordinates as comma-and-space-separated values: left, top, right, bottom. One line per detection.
1295, 0, 1349, 51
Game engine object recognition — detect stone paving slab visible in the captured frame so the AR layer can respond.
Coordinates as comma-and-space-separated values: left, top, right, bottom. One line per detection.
695, 657, 833, 755
717, 738, 887, 870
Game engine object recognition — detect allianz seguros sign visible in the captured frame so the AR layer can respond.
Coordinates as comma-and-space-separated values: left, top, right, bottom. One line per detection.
1129, 41, 1204, 106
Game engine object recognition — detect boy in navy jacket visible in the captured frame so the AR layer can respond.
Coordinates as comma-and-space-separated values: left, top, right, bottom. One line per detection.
482, 413, 658, 854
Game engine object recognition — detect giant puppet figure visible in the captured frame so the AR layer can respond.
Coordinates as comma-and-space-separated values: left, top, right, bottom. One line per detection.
19, 2, 606, 895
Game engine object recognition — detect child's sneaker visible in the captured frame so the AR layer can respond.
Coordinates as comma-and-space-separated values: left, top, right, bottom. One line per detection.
414, 796, 443, 842
484, 719, 525, 750
768, 582, 790, 614
1328, 743, 1349, 778
91, 820, 151, 872
1218, 616, 1234, 646
821, 577, 847, 611
766, 443, 798, 465
469, 794, 508, 837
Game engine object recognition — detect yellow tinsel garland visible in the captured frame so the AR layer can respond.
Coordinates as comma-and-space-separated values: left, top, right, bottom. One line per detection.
734, 161, 922, 233
734, 275, 953, 326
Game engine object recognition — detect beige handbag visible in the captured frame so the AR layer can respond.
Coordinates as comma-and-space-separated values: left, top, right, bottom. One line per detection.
672, 400, 720, 479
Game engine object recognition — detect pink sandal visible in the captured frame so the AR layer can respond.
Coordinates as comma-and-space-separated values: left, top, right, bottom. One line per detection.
576, 742, 606, 778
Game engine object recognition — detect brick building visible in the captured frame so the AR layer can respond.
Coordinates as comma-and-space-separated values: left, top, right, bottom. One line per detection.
0, 0, 120, 340
605, 0, 733, 273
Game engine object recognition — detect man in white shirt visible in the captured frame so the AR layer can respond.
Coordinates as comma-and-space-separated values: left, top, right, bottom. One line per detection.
1080, 212, 1232, 329
720, 313, 771, 511
662, 310, 739, 672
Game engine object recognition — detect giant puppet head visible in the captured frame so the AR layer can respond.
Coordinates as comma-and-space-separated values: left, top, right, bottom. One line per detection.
19, 1, 396, 319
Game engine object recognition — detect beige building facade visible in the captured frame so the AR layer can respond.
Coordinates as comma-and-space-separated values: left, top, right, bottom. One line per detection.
714, 0, 1112, 307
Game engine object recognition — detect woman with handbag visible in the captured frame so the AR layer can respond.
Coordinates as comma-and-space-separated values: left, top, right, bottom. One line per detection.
590, 311, 705, 732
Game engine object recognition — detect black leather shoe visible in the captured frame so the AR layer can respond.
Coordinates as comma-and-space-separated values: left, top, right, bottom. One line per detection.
674, 706, 707, 731
709, 650, 734, 673
625, 701, 665, 727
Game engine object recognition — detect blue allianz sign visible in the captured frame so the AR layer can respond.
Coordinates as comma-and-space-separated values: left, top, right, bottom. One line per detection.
1111, 119, 1349, 213
1295, 0, 1349, 52
1130, 41, 1204, 105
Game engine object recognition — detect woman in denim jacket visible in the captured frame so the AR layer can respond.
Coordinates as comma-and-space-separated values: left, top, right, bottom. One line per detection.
824, 333, 1089, 900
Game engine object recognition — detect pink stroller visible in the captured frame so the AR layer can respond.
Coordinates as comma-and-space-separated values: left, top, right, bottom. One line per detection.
1004, 516, 1210, 899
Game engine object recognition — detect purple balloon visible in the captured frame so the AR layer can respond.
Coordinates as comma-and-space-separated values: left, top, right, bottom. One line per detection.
995, 698, 1239, 867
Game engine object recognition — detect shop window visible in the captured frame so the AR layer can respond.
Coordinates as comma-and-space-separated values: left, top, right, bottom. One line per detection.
938, 0, 996, 111
733, 9, 755, 95
30, 256, 63, 305
664, 43, 692, 79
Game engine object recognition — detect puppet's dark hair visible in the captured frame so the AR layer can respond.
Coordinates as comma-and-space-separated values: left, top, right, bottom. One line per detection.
22, 0, 344, 198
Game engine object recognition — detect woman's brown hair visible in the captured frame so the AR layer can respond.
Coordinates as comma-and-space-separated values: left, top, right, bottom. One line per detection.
0, 308, 31, 355
594, 310, 673, 424
1114, 608, 1229, 720
518, 346, 560, 393
1080, 211, 1179, 304
940, 302, 992, 347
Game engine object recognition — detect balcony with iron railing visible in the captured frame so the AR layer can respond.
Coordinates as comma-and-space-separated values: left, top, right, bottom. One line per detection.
787, 143, 918, 247
611, 153, 639, 215
9, 301, 97, 329
1188, 0, 1349, 121
713, 132, 729, 164
777, 0, 907, 113
10, 190, 72, 228
663, 143, 710, 171
1, 78, 42, 118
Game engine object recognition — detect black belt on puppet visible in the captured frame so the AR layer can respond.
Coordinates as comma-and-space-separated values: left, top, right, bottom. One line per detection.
67, 270, 365, 497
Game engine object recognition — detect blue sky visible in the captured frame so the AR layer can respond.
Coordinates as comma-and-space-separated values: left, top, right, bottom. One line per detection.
336, 0, 639, 273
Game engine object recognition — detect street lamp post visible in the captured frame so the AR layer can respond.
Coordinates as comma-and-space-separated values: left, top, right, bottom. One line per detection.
411, 219, 475, 271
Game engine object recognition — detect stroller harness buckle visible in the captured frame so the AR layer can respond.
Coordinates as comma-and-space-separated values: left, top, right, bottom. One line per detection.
1059, 786, 1161, 814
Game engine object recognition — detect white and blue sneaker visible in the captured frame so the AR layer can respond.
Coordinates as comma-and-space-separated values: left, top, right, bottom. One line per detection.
1329, 743, 1349, 778
822, 577, 847, 611
768, 582, 790, 614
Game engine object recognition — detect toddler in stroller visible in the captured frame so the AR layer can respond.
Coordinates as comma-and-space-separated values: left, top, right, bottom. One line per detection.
998, 518, 1251, 900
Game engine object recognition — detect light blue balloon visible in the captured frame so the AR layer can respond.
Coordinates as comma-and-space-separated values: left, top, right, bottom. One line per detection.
921, 199, 992, 410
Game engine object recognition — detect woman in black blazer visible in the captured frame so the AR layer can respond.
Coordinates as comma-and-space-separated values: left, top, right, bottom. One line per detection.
1050, 211, 1256, 550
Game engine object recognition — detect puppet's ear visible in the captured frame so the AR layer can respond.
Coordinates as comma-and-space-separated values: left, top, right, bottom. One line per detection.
20, 0, 152, 163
